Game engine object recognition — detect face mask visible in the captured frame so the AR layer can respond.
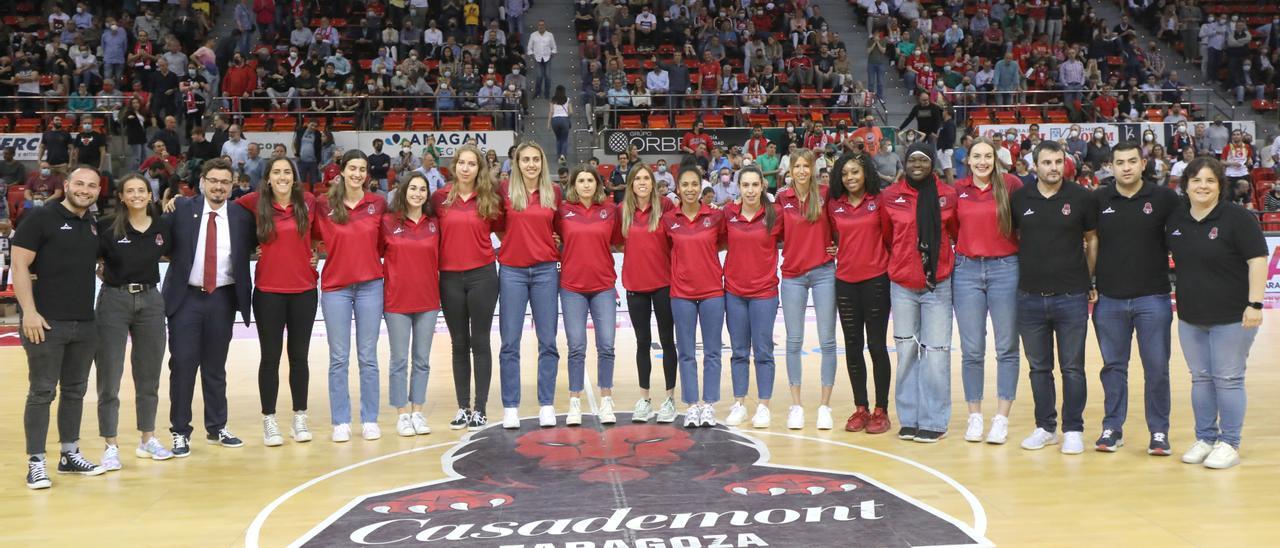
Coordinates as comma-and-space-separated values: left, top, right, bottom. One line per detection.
40, 168, 51, 176
512, 69, 520, 75
1069, 129, 1079, 136
443, 71, 451, 77
658, 165, 667, 172
290, 52, 297, 58
110, 24, 118, 31
1144, 134, 1154, 141
82, 124, 91, 131
1095, 132, 1105, 139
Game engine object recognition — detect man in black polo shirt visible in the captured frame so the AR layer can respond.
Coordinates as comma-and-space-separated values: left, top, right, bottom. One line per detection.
367, 138, 391, 192
11, 166, 106, 489
1092, 141, 1180, 456
1011, 140, 1099, 456
38, 116, 74, 173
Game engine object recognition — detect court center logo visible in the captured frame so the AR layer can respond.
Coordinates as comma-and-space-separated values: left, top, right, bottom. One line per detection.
296, 416, 988, 547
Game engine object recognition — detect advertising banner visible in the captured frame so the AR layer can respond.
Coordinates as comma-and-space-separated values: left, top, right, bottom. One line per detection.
603, 128, 752, 155
975, 121, 1259, 150
0, 133, 43, 161
332, 131, 517, 159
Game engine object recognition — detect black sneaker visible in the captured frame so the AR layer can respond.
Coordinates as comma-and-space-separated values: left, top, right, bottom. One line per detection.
897, 426, 918, 440
207, 428, 244, 448
57, 451, 106, 476
1148, 432, 1171, 456
171, 433, 191, 458
26, 457, 51, 489
1095, 429, 1124, 452
913, 430, 946, 443
468, 410, 488, 431
449, 409, 471, 430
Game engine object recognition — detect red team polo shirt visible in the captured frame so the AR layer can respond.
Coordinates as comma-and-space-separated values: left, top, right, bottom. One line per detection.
379, 213, 441, 313
431, 186, 501, 272
954, 175, 1022, 258
879, 179, 959, 290
723, 202, 782, 299
496, 183, 561, 267
234, 191, 319, 293
556, 200, 621, 294
312, 192, 386, 291
663, 205, 726, 301
826, 193, 890, 284
619, 199, 675, 292
776, 185, 833, 278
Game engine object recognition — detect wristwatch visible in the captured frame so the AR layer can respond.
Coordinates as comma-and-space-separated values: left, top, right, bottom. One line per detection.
1247, 302, 1263, 310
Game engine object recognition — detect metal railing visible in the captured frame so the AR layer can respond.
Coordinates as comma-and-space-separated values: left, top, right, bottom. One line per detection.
580, 90, 888, 133
209, 94, 525, 132
939, 87, 1220, 120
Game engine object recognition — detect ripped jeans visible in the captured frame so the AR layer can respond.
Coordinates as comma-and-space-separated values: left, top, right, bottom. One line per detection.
890, 279, 953, 432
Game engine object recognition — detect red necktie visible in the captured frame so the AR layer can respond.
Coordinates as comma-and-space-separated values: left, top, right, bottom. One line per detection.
204, 211, 217, 293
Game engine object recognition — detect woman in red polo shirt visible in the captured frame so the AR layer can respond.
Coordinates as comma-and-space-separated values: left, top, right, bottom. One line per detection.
777, 148, 838, 431
233, 158, 319, 447
380, 174, 441, 438
826, 153, 892, 435
618, 164, 679, 424
496, 142, 562, 429
664, 166, 726, 428
952, 138, 1022, 445
431, 144, 502, 431
722, 166, 781, 429
313, 150, 387, 443
556, 166, 621, 426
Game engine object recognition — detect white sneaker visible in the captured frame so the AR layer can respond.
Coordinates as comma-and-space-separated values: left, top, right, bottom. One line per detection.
135, 438, 174, 460
986, 415, 1009, 445
684, 404, 701, 428
332, 423, 351, 443
361, 422, 381, 441
1061, 431, 1084, 454
598, 396, 617, 424
656, 398, 678, 423
964, 413, 984, 442
566, 397, 583, 426
292, 413, 313, 442
700, 404, 717, 427
1020, 428, 1059, 450
263, 415, 284, 446
751, 404, 771, 428
816, 405, 834, 430
786, 405, 804, 430
632, 398, 654, 422
1203, 442, 1241, 469
411, 412, 431, 435
396, 414, 415, 437
724, 403, 748, 426
502, 408, 520, 429
101, 445, 122, 471
1182, 439, 1215, 464
539, 405, 556, 427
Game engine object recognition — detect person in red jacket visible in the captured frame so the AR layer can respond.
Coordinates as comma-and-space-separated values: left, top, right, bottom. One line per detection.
379, 174, 441, 438
431, 144, 503, 431
221, 53, 257, 114
827, 153, 892, 435
617, 164, 679, 424
664, 166, 726, 428
722, 166, 781, 429
879, 142, 959, 443
312, 150, 387, 443
495, 142, 562, 429
556, 166, 622, 426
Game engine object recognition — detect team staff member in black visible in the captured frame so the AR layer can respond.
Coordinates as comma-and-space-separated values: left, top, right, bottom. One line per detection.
1167, 156, 1268, 470
1091, 141, 1180, 456
13, 165, 107, 489
1012, 140, 1099, 456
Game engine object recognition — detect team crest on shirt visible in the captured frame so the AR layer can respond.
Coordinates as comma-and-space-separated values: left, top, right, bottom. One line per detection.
1061, 204, 1071, 216
867, 202, 877, 212
938, 197, 946, 207
1143, 202, 1153, 215
1209, 227, 1219, 240
600, 209, 608, 219
429, 222, 437, 233
367, 204, 376, 215
155, 234, 165, 246
703, 217, 712, 228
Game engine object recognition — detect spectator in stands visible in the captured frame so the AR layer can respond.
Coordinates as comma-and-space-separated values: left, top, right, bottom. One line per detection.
1221, 130, 1254, 190
528, 20, 558, 99
1264, 181, 1280, 212
1235, 59, 1267, 106
24, 163, 65, 206
0, 148, 26, 190
993, 52, 1022, 105
1226, 20, 1252, 91
900, 93, 944, 143
1169, 146, 1195, 190
1204, 118, 1230, 156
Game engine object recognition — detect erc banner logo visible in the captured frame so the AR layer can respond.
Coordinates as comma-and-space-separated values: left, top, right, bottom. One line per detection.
296, 416, 988, 547
605, 130, 751, 155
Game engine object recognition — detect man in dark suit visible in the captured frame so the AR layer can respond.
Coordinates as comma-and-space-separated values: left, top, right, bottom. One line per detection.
162, 158, 256, 457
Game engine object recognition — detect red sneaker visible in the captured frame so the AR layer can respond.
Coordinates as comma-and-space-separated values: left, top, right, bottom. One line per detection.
844, 406, 870, 432
865, 407, 891, 435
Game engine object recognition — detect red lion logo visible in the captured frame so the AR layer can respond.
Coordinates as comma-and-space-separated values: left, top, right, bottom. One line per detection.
514, 425, 696, 483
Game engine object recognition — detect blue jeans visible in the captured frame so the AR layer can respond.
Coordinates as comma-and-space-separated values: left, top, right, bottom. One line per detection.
384, 310, 439, 409
725, 292, 778, 400
1018, 291, 1089, 433
867, 62, 885, 99
536, 59, 552, 98
551, 116, 571, 159
1093, 294, 1172, 433
321, 279, 384, 425
561, 289, 618, 394
781, 262, 837, 387
672, 296, 725, 405
891, 279, 954, 432
1178, 321, 1257, 448
953, 255, 1020, 403
499, 263, 561, 407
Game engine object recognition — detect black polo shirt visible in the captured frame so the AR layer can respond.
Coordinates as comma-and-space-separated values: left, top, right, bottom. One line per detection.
1166, 202, 1268, 326
98, 216, 172, 287
41, 129, 72, 165
1011, 181, 1099, 294
1094, 182, 1178, 298
10, 201, 99, 320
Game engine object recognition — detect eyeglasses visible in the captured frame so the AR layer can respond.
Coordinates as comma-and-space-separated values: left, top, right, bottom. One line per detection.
204, 177, 233, 186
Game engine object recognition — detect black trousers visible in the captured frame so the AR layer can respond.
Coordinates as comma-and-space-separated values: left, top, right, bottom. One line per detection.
836, 275, 892, 409
23, 319, 97, 456
253, 289, 318, 415
168, 286, 236, 438
626, 287, 678, 392
440, 263, 499, 413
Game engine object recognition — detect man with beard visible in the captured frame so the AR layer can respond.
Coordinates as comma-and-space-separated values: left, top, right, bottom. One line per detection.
14, 166, 107, 489
1012, 140, 1099, 456
161, 159, 257, 458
